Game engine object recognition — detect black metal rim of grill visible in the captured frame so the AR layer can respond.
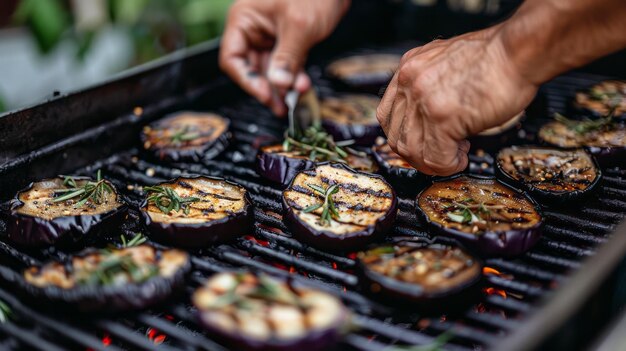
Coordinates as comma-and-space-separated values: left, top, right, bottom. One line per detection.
0, 38, 625, 351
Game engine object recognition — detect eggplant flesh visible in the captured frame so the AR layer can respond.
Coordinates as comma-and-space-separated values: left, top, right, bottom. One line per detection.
496, 147, 599, 198
20, 245, 190, 312
4, 177, 126, 247
257, 144, 378, 186
326, 54, 400, 84
418, 176, 541, 235
141, 111, 230, 162
141, 176, 252, 247
357, 241, 482, 303
193, 272, 349, 351
283, 163, 397, 251
320, 94, 381, 144
574, 80, 626, 117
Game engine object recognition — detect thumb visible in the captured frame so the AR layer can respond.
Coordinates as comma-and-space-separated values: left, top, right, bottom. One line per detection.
267, 29, 311, 90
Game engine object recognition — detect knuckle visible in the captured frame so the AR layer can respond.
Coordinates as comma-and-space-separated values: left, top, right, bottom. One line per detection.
397, 65, 413, 87
422, 96, 449, 123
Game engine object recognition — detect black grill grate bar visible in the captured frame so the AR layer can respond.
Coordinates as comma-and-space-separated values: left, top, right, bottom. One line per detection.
600, 186, 626, 199
536, 238, 594, 257
485, 258, 563, 282
542, 224, 607, 245
486, 276, 544, 297
465, 311, 521, 330
135, 313, 229, 351
579, 207, 624, 223
423, 320, 497, 345
600, 175, 626, 189
485, 295, 532, 313
523, 252, 581, 269
0, 322, 66, 351
342, 334, 398, 351
544, 212, 614, 234
94, 319, 180, 351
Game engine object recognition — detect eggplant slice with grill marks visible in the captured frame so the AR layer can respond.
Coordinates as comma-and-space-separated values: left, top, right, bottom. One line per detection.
141, 111, 231, 162
495, 146, 601, 202
2, 174, 127, 248
257, 144, 378, 186
325, 54, 401, 93
356, 240, 483, 309
573, 80, 626, 119
140, 176, 252, 248
282, 163, 397, 252
372, 140, 429, 195
320, 94, 381, 145
19, 245, 190, 312
416, 175, 543, 257
193, 271, 350, 351
538, 115, 626, 167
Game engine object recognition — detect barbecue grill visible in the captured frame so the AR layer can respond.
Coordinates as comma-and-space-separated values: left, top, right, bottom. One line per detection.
1, 2, 626, 350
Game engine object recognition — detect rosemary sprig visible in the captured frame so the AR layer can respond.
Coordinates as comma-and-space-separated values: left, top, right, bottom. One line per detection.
53, 170, 114, 207
303, 183, 340, 226
554, 112, 615, 135
445, 198, 500, 225
76, 252, 158, 286
0, 300, 12, 324
170, 125, 200, 145
144, 186, 200, 215
589, 88, 622, 107
283, 124, 365, 162
385, 332, 453, 351
120, 233, 148, 248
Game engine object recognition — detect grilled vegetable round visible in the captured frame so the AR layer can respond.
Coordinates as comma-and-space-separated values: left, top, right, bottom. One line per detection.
538, 118, 626, 167
495, 146, 601, 202
416, 175, 543, 257
320, 94, 381, 145
3, 175, 126, 248
141, 111, 231, 162
19, 245, 190, 312
193, 272, 350, 351
470, 112, 525, 152
356, 240, 482, 308
282, 163, 397, 252
140, 176, 252, 248
573, 80, 626, 118
372, 141, 428, 195
325, 54, 401, 93
257, 144, 378, 186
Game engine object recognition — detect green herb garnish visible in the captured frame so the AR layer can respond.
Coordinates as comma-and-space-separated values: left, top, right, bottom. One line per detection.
445, 198, 501, 225
120, 233, 148, 248
53, 170, 114, 207
144, 186, 200, 215
385, 331, 453, 351
589, 88, 622, 107
303, 183, 340, 226
283, 124, 364, 162
170, 125, 200, 145
554, 112, 615, 135
0, 300, 12, 324
76, 252, 158, 286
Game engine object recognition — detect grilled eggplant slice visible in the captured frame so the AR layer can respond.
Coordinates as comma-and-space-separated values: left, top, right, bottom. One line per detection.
141, 111, 231, 162
193, 272, 350, 351
20, 245, 190, 312
257, 144, 378, 186
357, 240, 482, 308
416, 175, 543, 257
282, 163, 397, 252
470, 112, 525, 152
538, 118, 626, 167
372, 140, 428, 195
320, 94, 381, 145
495, 146, 601, 202
3, 176, 126, 248
573, 80, 626, 118
325, 54, 401, 93
140, 176, 252, 248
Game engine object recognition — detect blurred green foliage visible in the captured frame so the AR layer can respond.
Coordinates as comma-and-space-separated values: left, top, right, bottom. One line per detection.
14, 0, 233, 65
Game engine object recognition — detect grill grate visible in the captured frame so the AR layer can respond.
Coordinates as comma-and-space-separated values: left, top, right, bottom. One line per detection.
0, 65, 624, 350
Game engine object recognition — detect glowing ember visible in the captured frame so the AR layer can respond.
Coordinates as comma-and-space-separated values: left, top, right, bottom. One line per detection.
483, 267, 502, 276
332, 262, 338, 270
484, 287, 507, 299
146, 327, 167, 345
165, 314, 174, 321
347, 253, 357, 260
102, 335, 112, 347
289, 266, 297, 274
244, 235, 270, 247
133, 107, 143, 116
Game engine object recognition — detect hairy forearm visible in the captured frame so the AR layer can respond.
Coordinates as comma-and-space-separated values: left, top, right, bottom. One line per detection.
499, 0, 626, 85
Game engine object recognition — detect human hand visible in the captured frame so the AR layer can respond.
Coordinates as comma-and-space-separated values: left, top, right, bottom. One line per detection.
220, 0, 350, 116
377, 28, 538, 176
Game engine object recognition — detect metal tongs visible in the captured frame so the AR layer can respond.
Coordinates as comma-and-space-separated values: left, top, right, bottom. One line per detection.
285, 88, 321, 139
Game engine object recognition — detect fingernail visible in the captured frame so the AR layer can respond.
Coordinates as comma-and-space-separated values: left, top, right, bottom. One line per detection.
268, 68, 293, 86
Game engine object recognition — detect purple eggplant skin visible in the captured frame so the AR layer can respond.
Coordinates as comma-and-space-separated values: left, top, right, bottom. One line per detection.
140, 176, 253, 249
2, 178, 128, 248
197, 310, 348, 351
257, 145, 316, 186
415, 174, 544, 257
12, 248, 191, 313
356, 240, 483, 313
282, 162, 398, 252
585, 146, 626, 168
494, 147, 602, 204
321, 119, 381, 146
371, 143, 429, 196
140, 112, 231, 163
